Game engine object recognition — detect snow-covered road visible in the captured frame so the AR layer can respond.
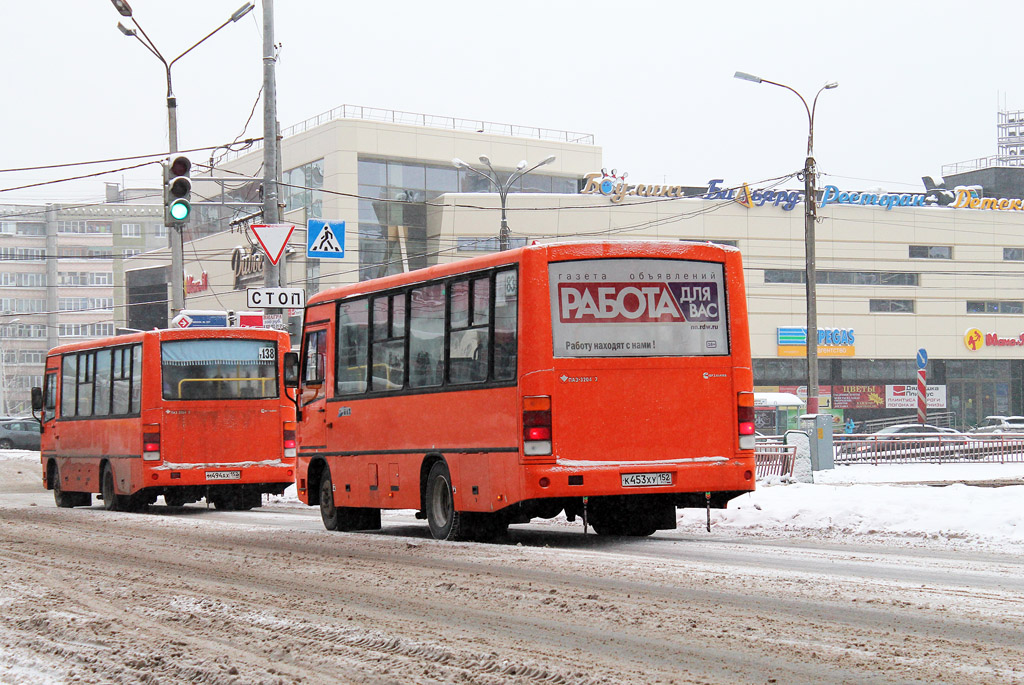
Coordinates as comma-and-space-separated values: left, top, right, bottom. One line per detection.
2, 450, 1023, 684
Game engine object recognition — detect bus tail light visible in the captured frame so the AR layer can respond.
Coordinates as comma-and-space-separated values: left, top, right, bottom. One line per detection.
283, 421, 297, 458
523, 396, 552, 456
738, 391, 755, 450
142, 425, 161, 461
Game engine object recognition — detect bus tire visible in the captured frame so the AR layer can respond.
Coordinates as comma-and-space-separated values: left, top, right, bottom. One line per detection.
52, 465, 76, 509
319, 469, 339, 531
101, 464, 128, 512
425, 461, 465, 541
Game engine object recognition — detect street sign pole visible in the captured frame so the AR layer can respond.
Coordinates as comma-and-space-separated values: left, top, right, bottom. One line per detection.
916, 348, 928, 425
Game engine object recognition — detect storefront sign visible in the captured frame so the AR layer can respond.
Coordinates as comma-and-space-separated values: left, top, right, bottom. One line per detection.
819, 185, 926, 211
964, 327, 1024, 351
184, 272, 209, 295
579, 170, 688, 204
832, 385, 885, 409
776, 326, 855, 358
951, 190, 1024, 212
231, 246, 264, 290
886, 385, 946, 409
706, 179, 802, 211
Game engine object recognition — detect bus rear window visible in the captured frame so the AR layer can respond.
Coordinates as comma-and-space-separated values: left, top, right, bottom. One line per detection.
549, 258, 729, 357
161, 339, 278, 400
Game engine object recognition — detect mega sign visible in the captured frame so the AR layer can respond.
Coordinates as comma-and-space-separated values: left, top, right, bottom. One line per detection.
550, 259, 728, 357
964, 327, 1024, 351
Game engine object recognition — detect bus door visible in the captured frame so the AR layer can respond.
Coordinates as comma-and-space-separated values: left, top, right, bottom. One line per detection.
41, 369, 59, 454
299, 326, 329, 448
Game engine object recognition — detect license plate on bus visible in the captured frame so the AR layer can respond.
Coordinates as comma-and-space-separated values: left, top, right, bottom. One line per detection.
205, 470, 241, 481
621, 472, 672, 487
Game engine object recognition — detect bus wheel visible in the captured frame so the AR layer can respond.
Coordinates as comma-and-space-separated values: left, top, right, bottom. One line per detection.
101, 464, 127, 512
319, 470, 339, 531
164, 490, 186, 507
425, 461, 464, 541
52, 467, 76, 509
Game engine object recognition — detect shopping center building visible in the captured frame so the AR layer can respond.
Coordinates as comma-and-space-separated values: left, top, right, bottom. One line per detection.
118, 105, 1024, 430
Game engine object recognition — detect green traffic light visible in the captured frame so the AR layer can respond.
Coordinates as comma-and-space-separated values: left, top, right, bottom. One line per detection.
169, 198, 190, 221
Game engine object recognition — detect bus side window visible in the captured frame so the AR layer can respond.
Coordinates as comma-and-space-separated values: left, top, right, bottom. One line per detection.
410, 284, 444, 388
493, 269, 518, 381
448, 277, 490, 385
336, 299, 369, 394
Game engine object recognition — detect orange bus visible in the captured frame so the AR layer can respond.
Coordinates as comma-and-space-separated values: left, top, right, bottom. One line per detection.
287, 241, 755, 541
34, 328, 297, 512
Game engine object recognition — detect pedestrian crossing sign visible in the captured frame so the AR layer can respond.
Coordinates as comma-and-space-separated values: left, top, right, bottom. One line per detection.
307, 220, 345, 259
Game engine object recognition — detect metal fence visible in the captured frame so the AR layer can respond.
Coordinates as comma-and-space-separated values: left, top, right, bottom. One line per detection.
833, 434, 1024, 465
860, 411, 957, 433
754, 443, 796, 479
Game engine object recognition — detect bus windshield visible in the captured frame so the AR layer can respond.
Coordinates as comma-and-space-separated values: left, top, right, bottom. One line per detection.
549, 258, 730, 357
161, 338, 278, 400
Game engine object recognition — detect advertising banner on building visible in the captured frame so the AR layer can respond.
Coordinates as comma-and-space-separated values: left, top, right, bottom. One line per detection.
885, 385, 946, 409
831, 385, 885, 409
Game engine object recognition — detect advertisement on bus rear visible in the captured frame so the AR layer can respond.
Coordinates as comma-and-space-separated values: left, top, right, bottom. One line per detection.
549, 259, 729, 357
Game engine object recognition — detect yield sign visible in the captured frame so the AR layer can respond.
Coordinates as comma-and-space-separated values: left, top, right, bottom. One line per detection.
251, 224, 295, 265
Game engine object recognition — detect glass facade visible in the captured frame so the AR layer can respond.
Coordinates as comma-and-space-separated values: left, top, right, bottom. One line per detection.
356, 157, 577, 281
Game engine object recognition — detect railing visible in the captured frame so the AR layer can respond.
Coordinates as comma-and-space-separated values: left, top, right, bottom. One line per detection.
860, 411, 957, 433
222, 105, 596, 163
834, 433, 1024, 465
942, 155, 1024, 175
754, 442, 796, 479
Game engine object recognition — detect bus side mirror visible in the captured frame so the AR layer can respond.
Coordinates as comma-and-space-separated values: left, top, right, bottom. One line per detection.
31, 387, 43, 412
283, 352, 300, 388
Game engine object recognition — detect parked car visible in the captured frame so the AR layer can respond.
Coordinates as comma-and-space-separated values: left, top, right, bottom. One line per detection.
839, 423, 969, 458
968, 415, 1024, 435
0, 419, 41, 450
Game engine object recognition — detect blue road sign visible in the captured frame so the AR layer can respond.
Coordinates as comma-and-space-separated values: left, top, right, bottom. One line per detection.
307, 220, 345, 259
917, 348, 928, 369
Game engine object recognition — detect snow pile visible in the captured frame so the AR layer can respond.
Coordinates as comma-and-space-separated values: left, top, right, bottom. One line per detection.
715, 481, 1024, 544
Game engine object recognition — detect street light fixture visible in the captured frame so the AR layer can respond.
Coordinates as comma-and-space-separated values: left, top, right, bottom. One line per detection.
110, 0, 255, 319
452, 155, 556, 251
734, 71, 838, 414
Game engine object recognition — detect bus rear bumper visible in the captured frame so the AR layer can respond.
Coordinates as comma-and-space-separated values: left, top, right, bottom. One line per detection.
521, 456, 755, 502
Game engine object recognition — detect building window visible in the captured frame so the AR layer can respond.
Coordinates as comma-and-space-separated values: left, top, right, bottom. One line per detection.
122, 248, 142, 259
909, 245, 951, 259
121, 223, 141, 237
764, 270, 919, 286
1003, 248, 1024, 261
967, 301, 1024, 314
153, 224, 168, 239
870, 299, 915, 313
17, 222, 45, 236
456, 237, 529, 252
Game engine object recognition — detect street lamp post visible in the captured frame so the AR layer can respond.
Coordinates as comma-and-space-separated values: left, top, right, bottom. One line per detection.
111, 0, 255, 319
452, 155, 556, 251
734, 71, 838, 414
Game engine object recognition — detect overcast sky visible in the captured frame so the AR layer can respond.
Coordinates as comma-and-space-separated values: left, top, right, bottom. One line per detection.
0, 1, 1016, 204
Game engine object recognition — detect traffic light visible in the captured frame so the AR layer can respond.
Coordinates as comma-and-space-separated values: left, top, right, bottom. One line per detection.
164, 155, 192, 225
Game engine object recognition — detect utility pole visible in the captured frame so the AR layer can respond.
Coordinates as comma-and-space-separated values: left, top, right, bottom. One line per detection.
803, 154, 819, 413
261, 0, 288, 334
